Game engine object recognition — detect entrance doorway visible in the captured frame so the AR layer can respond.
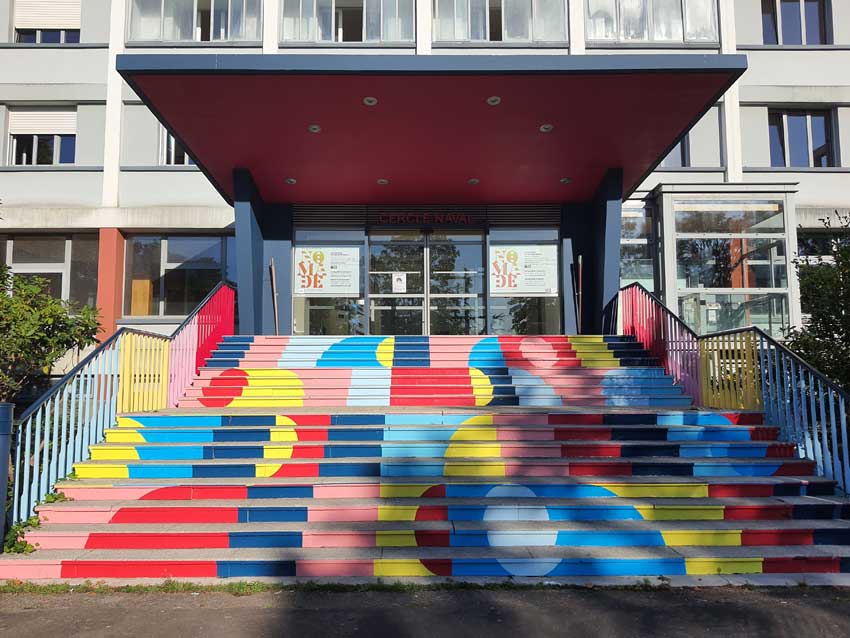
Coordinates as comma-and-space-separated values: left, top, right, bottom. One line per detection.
368, 230, 485, 335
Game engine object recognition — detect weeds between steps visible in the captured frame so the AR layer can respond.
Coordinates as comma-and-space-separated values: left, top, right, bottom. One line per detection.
3, 491, 70, 554
0, 578, 685, 596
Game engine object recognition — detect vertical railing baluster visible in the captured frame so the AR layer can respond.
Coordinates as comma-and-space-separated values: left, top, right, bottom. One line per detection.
827, 388, 841, 485
816, 379, 833, 480
838, 396, 849, 493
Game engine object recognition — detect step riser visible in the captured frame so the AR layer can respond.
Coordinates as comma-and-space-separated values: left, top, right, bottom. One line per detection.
26, 528, 850, 551
180, 397, 695, 409
72, 460, 816, 480
105, 426, 780, 444
187, 387, 688, 399
36, 503, 850, 526
90, 443, 797, 462
5, 556, 847, 580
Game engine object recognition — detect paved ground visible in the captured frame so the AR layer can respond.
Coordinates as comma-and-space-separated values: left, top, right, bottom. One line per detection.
2, 587, 850, 637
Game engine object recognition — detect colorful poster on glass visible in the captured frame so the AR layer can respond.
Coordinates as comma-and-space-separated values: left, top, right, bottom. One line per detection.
294, 246, 360, 296
489, 245, 559, 296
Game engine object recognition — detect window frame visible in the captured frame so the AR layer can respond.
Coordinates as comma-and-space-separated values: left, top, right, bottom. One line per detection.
585, 0, 719, 45
8, 133, 76, 167
122, 234, 234, 318
767, 108, 836, 169
761, 0, 831, 45
160, 130, 195, 166
281, 0, 416, 43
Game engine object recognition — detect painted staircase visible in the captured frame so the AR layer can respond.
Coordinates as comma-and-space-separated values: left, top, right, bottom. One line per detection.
2, 335, 850, 583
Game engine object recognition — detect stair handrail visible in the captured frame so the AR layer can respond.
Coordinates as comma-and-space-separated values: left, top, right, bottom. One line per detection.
619, 282, 850, 493
9, 281, 237, 525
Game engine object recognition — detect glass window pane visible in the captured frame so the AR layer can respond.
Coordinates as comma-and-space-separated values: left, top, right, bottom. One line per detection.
317, 0, 333, 40
453, 0, 470, 40
470, 0, 488, 39
683, 0, 718, 41
365, 0, 382, 39
674, 201, 785, 233
212, 0, 229, 38
370, 240, 425, 294
660, 140, 686, 168
768, 112, 786, 167
676, 238, 787, 289
167, 236, 222, 266
64, 29, 81, 43
69, 234, 99, 308
678, 292, 789, 338
225, 236, 238, 281
35, 135, 55, 165
398, 0, 415, 39
436, 0, 455, 40
811, 112, 832, 167
621, 214, 650, 239
586, 0, 616, 39
535, 0, 567, 41
430, 242, 484, 295
503, 0, 532, 40
59, 135, 76, 164
430, 297, 486, 335
619, 0, 648, 40
15, 29, 37, 43
125, 236, 163, 316
164, 0, 195, 40
17, 273, 62, 299
804, 0, 826, 44
131, 0, 163, 40
620, 244, 655, 289
164, 267, 222, 314
370, 298, 423, 335
12, 236, 66, 264
761, 0, 778, 43
41, 30, 61, 43
780, 0, 802, 44
382, 0, 400, 40
244, 0, 262, 39
282, 0, 301, 39
787, 112, 810, 167
651, 0, 683, 41
12, 135, 34, 165
293, 297, 365, 335
489, 297, 560, 335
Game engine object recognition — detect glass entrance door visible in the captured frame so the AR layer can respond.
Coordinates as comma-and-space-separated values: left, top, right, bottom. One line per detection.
368, 230, 485, 335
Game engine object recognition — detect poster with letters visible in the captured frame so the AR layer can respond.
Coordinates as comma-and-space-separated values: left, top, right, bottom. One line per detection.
294, 246, 360, 296
489, 245, 559, 296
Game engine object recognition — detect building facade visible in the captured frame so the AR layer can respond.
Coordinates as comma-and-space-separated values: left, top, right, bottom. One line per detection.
1, 0, 849, 342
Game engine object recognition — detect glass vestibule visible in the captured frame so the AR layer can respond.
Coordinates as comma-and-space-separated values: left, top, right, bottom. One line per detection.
292, 227, 562, 335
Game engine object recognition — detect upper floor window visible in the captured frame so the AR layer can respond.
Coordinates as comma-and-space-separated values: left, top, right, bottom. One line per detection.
586, 0, 718, 44
13, 0, 81, 43
761, 0, 830, 45
659, 136, 690, 168
433, 0, 567, 43
768, 109, 835, 168
130, 0, 262, 42
7, 110, 77, 166
15, 28, 80, 43
162, 131, 195, 166
281, 0, 414, 42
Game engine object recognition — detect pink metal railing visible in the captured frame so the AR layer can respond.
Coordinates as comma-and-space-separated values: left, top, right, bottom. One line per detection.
167, 283, 236, 407
619, 283, 701, 404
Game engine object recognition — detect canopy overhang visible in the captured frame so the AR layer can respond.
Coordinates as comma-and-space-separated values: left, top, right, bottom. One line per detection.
117, 53, 747, 206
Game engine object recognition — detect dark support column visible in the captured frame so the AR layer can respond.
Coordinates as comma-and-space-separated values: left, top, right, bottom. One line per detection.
233, 169, 293, 336
560, 169, 623, 334
559, 206, 580, 335
234, 170, 264, 335
594, 169, 624, 334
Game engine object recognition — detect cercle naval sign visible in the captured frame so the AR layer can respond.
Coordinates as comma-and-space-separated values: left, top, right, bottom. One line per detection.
374, 213, 476, 226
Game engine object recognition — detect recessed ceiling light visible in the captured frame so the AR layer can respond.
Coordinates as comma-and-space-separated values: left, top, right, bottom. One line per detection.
468, 178, 480, 185
308, 124, 322, 133
559, 177, 572, 184
377, 178, 389, 185
539, 123, 554, 133
285, 177, 297, 185
486, 96, 501, 106
363, 96, 378, 106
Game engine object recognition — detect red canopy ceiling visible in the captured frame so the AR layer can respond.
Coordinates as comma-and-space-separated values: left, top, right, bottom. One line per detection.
119, 54, 746, 206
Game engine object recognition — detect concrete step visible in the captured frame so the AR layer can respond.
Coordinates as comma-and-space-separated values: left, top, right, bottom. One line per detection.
195, 367, 672, 379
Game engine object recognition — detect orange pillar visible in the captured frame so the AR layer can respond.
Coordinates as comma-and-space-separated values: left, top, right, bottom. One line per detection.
95, 228, 125, 339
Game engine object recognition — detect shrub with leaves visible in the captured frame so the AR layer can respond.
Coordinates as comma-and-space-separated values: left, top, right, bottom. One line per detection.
785, 212, 850, 390
0, 264, 100, 403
